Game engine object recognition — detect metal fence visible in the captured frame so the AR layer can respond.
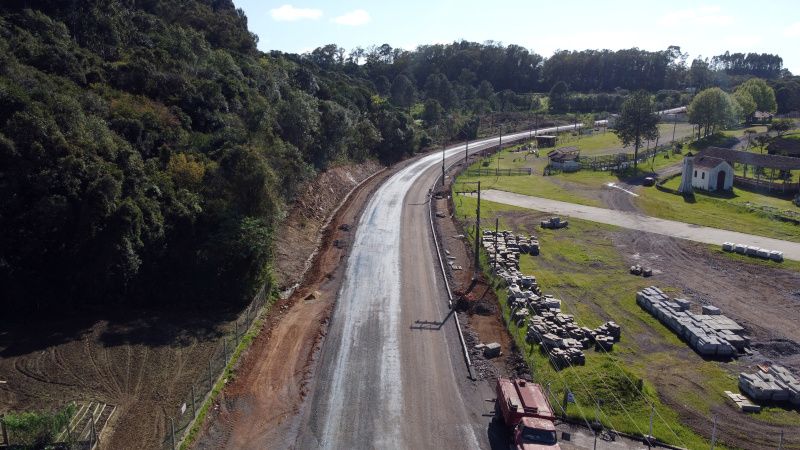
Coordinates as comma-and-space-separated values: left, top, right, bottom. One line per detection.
159, 283, 272, 450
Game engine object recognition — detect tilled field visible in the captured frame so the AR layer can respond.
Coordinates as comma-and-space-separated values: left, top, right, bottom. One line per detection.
0, 309, 235, 449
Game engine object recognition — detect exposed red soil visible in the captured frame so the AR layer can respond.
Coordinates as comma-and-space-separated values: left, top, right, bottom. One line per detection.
192, 163, 394, 449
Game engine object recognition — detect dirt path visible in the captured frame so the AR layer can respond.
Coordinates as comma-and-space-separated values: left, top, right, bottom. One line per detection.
192, 165, 394, 450
478, 189, 800, 260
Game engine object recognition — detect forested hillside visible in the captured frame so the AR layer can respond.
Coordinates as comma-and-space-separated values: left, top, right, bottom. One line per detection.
0, 0, 419, 311
1, 0, 795, 313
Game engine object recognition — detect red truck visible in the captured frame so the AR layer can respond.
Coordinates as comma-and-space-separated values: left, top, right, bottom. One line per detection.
495, 377, 561, 449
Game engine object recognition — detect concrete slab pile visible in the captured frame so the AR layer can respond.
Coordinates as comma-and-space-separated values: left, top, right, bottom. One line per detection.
483, 230, 541, 288
739, 365, 800, 407
510, 289, 621, 370
636, 286, 749, 357
723, 241, 784, 262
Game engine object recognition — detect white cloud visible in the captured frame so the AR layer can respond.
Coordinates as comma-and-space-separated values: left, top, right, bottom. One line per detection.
332, 9, 370, 26
784, 22, 800, 38
270, 4, 322, 22
658, 5, 734, 27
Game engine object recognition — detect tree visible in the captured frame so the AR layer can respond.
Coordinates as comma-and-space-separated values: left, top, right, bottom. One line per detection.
613, 90, 659, 170
421, 98, 443, 126
688, 88, 739, 137
769, 118, 795, 137
548, 81, 569, 113
389, 73, 416, 108
735, 78, 777, 113
733, 90, 757, 122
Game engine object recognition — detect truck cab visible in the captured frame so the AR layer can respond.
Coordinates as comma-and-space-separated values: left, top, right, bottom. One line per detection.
496, 378, 560, 449
513, 417, 560, 449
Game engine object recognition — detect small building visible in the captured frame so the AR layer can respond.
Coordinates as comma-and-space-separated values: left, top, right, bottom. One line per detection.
547, 147, 581, 172
692, 155, 733, 191
535, 135, 557, 148
753, 111, 774, 124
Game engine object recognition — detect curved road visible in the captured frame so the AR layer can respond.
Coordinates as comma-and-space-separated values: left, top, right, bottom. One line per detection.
295, 125, 581, 449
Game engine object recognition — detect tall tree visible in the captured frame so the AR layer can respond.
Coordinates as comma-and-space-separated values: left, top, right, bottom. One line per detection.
389, 73, 416, 108
613, 90, 659, 170
735, 78, 777, 113
548, 81, 569, 113
687, 87, 740, 137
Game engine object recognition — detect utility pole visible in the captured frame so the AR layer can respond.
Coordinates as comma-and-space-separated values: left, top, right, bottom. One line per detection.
474, 181, 481, 280
779, 430, 784, 450
465, 140, 469, 166
498, 125, 502, 151
710, 415, 717, 450
441, 144, 446, 187
671, 113, 678, 144
171, 417, 176, 450
1, 414, 8, 446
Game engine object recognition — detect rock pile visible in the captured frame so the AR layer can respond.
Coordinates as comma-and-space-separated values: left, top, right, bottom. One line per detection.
507, 286, 621, 370
482, 230, 540, 280
637, 286, 749, 357
739, 365, 800, 406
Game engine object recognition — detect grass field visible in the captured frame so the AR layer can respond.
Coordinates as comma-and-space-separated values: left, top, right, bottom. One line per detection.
454, 196, 800, 447
458, 142, 800, 243
639, 178, 800, 242
552, 123, 695, 157
453, 197, 723, 448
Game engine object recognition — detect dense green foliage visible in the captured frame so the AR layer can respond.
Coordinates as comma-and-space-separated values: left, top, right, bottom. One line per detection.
0, 1, 421, 311
3, 403, 76, 448
688, 88, 741, 136
0, 1, 794, 313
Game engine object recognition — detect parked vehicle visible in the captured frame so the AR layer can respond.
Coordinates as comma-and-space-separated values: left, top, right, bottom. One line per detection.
643, 176, 656, 186
495, 377, 560, 449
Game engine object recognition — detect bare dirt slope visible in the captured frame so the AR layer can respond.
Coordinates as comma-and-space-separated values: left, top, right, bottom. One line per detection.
272, 160, 383, 292
192, 162, 391, 450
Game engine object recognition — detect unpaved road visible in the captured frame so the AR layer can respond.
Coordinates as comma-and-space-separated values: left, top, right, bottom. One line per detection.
478, 189, 800, 261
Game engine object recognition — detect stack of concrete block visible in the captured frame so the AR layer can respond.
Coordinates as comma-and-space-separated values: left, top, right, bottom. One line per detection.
739, 366, 800, 406
722, 242, 784, 262
637, 286, 748, 356
724, 391, 761, 412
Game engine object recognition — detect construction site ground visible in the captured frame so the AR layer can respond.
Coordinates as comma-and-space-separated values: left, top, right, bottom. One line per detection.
0, 161, 384, 450
447, 155, 800, 448
191, 162, 396, 449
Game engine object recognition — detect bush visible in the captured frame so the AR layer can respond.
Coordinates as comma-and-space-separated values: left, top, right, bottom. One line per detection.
3, 403, 76, 448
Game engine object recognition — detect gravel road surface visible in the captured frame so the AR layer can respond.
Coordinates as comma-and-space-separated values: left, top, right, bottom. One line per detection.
478, 189, 800, 261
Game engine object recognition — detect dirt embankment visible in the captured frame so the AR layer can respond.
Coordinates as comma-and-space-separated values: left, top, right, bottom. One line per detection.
272, 160, 384, 293
192, 159, 391, 450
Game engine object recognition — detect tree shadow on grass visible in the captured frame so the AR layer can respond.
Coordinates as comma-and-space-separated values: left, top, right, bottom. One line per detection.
0, 302, 244, 357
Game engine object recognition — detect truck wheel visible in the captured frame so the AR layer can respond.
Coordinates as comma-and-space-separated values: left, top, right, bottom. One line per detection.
494, 401, 505, 425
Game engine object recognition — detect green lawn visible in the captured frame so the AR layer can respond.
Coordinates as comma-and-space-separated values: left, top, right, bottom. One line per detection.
454, 198, 800, 447
721, 125, 768, 138
551, 123, 695, 157
453, 200, 732, 448
640, 178, 800, 242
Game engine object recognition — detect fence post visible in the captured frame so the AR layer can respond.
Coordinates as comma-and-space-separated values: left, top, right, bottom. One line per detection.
1, 413, 8, 446
90, 409, 97, 449
170, 417, 176, 450
779, 430, 784, 450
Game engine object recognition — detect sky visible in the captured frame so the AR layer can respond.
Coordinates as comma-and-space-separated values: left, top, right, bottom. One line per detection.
233, 0, 800, 74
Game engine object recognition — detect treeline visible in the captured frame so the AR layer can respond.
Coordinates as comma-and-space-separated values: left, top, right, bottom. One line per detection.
0, 0, 423, 311
302, 42, 789, 115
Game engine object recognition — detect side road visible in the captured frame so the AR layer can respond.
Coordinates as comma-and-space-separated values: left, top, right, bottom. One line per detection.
478, 189, 800, 261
